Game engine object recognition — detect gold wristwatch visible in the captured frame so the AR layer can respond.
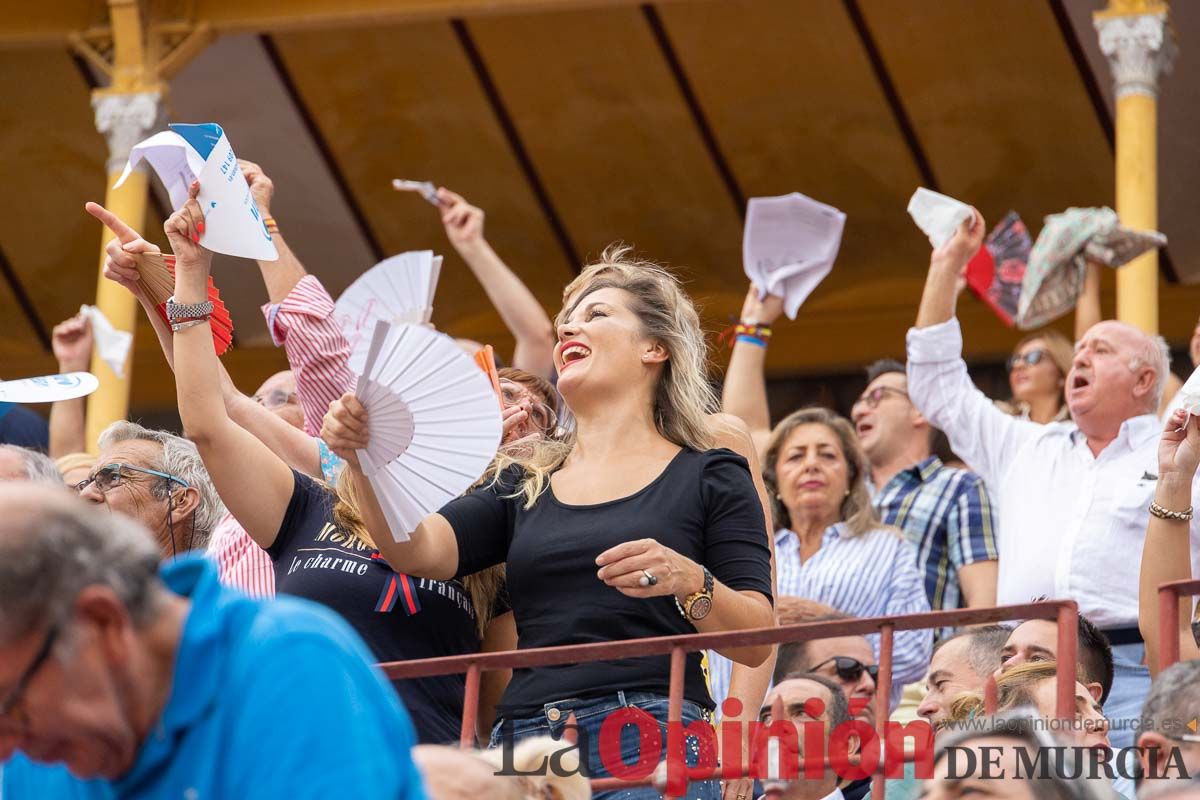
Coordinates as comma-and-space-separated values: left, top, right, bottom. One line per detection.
676, 567, 714, 621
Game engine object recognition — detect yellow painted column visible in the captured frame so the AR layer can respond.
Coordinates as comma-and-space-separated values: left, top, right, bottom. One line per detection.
85, 91, 161, 450
1094, 2, 1175, 335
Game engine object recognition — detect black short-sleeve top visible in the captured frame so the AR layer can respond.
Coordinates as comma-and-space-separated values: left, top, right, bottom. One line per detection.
437, 447, 772, 717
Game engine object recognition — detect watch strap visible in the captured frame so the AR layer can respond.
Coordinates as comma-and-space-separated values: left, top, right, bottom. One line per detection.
165, 296, 215, 323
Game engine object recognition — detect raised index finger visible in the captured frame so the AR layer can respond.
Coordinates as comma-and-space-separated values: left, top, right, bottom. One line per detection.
85, 202, 141, 245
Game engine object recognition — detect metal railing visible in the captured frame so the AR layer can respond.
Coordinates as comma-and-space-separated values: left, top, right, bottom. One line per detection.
379, 601, 1081, 799
1157, 578, 1200, 669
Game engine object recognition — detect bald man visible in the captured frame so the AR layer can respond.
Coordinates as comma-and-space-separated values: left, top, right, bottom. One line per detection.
906, 210, 1200, 752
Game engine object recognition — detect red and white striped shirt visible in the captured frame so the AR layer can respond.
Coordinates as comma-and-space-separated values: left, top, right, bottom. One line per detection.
261, 275, 355, 437
207, 510, 275, 598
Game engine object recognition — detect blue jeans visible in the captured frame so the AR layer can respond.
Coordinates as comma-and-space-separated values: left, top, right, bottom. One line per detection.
489, 691, 721, 800
1104, 642, 1151, 799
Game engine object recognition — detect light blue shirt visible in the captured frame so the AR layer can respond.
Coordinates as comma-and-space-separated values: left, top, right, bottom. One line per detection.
708, 524, 931, 709
2, 556, 426, 800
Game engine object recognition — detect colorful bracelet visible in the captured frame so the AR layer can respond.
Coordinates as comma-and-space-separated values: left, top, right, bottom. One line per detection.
734, 322, 772, 340
736, 334, 767, 348
263, 216, 280, 235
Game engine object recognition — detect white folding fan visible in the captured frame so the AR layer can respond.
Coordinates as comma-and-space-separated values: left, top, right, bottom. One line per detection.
354, 320, 502, 542
334, 251, 443, 373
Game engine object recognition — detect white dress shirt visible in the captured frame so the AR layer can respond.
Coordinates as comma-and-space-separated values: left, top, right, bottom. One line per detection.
906, 319, 1200, 628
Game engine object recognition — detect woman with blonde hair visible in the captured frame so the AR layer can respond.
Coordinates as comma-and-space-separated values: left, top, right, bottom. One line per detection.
947, 661, 1111, 752
87, 189, 493, 745
998, 330, 1074, 424
328, 245, 775, 799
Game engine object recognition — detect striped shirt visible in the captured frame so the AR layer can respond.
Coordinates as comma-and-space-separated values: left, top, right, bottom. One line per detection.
261, 275, 355, 437
708, 523, 931, 709
873, 456, 998, 618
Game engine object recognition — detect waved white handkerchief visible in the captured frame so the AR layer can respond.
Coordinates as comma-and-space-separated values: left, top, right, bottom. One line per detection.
335, 251, 443, 374
0, 372, 99, 403
743, 193, 846, 319
1176, 366, 1200, 423
115, 123, 278, 261
354, 321, 502, 542
79, 305, 133, 379
907, 187, 973, 249
392, 179, 440, 206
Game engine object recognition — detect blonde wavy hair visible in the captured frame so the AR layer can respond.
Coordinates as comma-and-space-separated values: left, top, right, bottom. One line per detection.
492, 244, 717, 508
947, 661, 1084, 723
762, 407, 879, 537
332, 467, 503, 638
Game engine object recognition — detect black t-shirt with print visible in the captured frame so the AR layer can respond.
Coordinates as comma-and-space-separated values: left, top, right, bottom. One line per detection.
268, 470, 478, 744
439, 448, 773, 718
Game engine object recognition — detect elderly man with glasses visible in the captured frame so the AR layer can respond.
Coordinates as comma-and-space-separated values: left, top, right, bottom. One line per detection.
77, 421, 223, 558
0, 484, 425, 799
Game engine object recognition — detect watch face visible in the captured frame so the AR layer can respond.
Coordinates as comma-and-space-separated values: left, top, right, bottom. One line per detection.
689, 596, 713, 620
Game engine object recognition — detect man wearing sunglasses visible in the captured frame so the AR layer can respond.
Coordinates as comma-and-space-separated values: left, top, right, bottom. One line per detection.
0, 485, 425, 799
77, 421, 223, 558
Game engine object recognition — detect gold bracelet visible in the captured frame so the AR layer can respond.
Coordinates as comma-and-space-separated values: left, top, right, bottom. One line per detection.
1149, 500, 1193, 521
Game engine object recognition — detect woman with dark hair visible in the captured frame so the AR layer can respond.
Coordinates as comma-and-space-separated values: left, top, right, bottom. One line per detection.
328, 245, 775, 800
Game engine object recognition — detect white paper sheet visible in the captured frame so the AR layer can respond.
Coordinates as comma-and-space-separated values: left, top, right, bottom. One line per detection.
907, 187, 973, 249
115, 123, 278, 261
0, 372, 99, 404
79, 304, 133, 379
743, 193, 846, 319
1176, 365, 1200, 417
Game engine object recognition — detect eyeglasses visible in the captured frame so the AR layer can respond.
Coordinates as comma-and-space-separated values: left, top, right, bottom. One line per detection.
0, 622, 59, 728
74, 463, 190, 494
852, 386, 908, 411
1007, 348, 1047, 371
253, 388, 299, 410
499, 380, 558, 433
810, 656, 879, 683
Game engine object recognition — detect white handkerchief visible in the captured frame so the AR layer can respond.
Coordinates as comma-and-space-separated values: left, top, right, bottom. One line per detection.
79, 305, 133, 379
1177, 365, 1200, 417
743, 193, 846, 319
907, 187, 973, 249
115, 123, 278, 261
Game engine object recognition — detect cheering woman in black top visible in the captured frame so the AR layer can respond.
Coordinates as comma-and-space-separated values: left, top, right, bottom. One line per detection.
329, 246, 775, 799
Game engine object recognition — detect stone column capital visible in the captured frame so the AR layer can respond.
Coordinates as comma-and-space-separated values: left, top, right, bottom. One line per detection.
1095, 11, 1177, 100
92, 91, 164, 174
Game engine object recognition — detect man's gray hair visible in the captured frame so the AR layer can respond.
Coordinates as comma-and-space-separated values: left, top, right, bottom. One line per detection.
1130, 334, 1172, 413
1140, 660, 1200, 736
0, 487, 164, 644
98, 421, 224, 547
0, 444, 63, 485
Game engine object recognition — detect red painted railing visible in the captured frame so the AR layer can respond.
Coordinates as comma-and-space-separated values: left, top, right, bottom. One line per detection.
1157, 578, 1200, 669
379, 601, 1080, 799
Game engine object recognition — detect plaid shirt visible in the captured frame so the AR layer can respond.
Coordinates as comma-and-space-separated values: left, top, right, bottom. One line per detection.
873, 456, 998, 617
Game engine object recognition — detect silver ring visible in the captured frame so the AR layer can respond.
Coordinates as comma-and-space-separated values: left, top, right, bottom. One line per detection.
639, 569, 658, 587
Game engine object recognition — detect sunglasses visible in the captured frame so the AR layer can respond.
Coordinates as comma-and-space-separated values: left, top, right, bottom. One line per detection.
810, 656, 879, 683
74, 463, 190, 494
1007, 348, 1047, 371
0, 622, 59, 730
499, 380, 558, 433
852, 385, 908, 411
